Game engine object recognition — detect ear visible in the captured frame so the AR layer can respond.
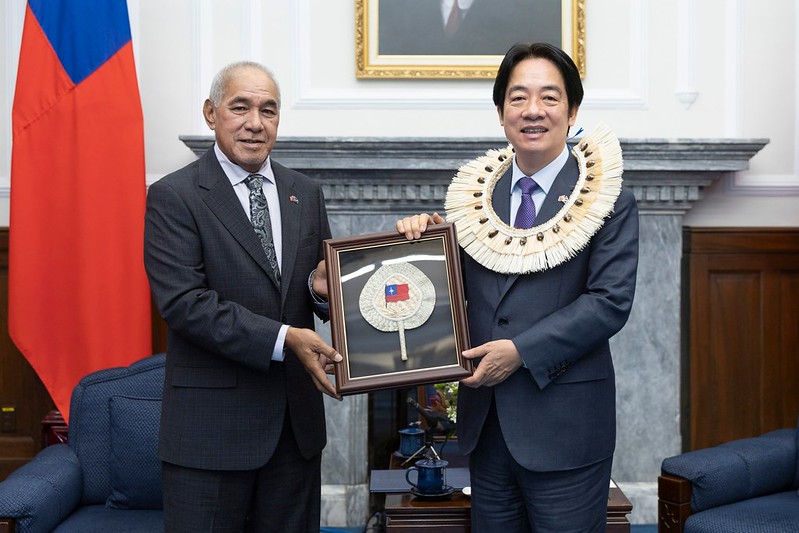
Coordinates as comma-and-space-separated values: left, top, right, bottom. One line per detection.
202, 99, 216, 130
496, 106, 504, 126
568, 105, 579, 127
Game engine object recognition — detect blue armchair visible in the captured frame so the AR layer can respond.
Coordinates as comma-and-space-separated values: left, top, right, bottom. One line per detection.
0, 354, 165, 533
658, 419, 799, 533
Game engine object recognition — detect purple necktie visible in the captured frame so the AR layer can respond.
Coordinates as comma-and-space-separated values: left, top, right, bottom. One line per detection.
513, 176, 538, 229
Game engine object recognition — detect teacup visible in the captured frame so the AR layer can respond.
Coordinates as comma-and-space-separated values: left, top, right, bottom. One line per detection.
405, 458, 448, 495
398, 427, 425, 457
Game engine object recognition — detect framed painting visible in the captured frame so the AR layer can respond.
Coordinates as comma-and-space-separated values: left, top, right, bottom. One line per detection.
324, 224, 472, 395
355, 0, 586, 79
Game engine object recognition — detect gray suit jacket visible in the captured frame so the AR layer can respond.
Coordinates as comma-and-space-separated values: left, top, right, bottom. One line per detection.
457, 154, 639, 471
144, 147, 331, 470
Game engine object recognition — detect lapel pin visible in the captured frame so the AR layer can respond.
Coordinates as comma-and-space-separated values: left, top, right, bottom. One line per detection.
558, 194, 569, 203
289, 195, 299, 204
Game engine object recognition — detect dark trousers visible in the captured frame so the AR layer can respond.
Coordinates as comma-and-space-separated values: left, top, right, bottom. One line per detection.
162, 413, 321, 533
469, 401, 613, 533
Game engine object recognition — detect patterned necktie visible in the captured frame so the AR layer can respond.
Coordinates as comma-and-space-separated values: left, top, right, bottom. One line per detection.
513, 176, 538, 229
245, 174, 281, 286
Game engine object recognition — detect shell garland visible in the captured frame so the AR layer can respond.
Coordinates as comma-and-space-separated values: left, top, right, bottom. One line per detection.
444, 123, 623, 274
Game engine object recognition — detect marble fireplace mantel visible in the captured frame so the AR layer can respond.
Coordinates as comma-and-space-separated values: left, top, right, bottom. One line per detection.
178, 135, 767, 526
180, 136, 768, 215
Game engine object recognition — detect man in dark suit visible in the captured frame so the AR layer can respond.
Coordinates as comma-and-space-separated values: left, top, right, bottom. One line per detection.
144, 61, 341, 532
398, 43, 639, 532
378, 0, 561, 56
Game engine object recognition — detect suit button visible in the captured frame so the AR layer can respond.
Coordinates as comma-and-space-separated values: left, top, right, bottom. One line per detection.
498, 317, 509, 326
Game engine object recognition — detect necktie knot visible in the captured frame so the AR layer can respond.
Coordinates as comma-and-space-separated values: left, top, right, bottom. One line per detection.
518, 176, 537, 195
245, 173, 264, 191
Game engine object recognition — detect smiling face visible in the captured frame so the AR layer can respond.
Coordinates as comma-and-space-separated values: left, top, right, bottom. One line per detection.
203, 66, 280, 173
497, 57, 578, 176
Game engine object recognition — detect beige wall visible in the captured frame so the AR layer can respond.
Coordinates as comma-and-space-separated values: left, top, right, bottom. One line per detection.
1, 0, 797, 226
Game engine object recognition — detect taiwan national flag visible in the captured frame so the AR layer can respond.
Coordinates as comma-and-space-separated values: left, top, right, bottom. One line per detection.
9, 0, 152, 422
385, 283, 410, 303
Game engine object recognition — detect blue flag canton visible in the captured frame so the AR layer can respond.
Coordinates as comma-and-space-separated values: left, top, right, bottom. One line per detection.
30, 0, 132, 85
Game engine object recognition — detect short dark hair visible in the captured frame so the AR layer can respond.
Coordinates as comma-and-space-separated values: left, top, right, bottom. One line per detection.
493, 42, 583, 117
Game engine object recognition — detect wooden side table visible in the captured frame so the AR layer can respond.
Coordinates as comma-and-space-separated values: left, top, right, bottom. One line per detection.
384, 492, 471, 532
607, 484, 634, 533
374, 469, 632, 532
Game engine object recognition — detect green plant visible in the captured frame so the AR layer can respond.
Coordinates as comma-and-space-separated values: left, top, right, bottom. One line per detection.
429, 381, 458, 425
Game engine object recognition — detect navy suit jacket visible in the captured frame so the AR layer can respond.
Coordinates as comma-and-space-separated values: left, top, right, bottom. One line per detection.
144, 147, 331, 470
457, 154, 639, 472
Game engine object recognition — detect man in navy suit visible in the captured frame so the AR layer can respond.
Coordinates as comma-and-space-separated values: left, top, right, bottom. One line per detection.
144, 61, 341, 532
398, 43, 639, 532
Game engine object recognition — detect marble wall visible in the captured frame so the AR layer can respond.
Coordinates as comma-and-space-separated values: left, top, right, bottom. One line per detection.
182, 136, 766, 526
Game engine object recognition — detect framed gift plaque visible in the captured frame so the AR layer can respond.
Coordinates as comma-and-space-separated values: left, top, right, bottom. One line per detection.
324, 224, 471, 395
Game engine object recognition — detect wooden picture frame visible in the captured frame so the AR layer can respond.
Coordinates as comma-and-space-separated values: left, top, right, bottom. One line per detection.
324, 224, 471, 395
355, 0, 586, 79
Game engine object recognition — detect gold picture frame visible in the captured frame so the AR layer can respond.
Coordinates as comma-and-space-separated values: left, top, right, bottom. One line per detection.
356, 0, 586, 79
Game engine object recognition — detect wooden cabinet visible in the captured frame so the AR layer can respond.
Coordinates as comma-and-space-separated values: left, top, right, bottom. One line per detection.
683, 228, 799, 450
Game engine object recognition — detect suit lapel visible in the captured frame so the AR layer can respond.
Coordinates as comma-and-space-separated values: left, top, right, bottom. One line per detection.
491, 168, 513, 296
494, 167, 513, 225
536, 154, 579, 223
198, 149, 280, 288
274, 162, 300, 301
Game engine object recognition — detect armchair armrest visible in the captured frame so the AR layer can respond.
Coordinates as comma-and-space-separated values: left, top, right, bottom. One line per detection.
0, 444, 82, 533
658, 473, 692, 533
661, 428, 796, 513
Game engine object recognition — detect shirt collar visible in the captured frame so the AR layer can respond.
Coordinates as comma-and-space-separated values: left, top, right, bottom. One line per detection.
441, 0, 475, 19
442, 0, 475, 10
511, 145, 570, 195
213, 144, 275, 187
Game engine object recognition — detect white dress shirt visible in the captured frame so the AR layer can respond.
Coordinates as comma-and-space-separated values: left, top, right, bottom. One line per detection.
440, 0, 475, 23
509, 145, 570, 225
213, 144, 287, 361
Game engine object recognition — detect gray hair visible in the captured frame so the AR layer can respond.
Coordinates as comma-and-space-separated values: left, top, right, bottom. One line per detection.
208, 61, 281, 109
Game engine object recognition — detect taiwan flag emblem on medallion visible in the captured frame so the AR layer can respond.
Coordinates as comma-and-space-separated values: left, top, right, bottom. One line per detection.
385, 283, 409, 303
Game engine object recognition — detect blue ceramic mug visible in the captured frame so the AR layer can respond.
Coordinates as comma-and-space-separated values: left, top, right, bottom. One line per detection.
405, 458, 448, 494
398, 427, 425, 457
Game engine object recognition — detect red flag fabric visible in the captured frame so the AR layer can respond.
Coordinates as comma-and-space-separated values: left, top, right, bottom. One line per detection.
9, 0, 152, 422
385, 283, 410, 303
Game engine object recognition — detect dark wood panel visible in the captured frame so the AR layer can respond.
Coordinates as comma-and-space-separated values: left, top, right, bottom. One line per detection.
767, 272, 799, 427
151, 298, 167, 354
683, 228, 799, 254
691, 270, 762, 448
0, 436, 35, 480
0, 230, 57, 480
684, 227, 799, 451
